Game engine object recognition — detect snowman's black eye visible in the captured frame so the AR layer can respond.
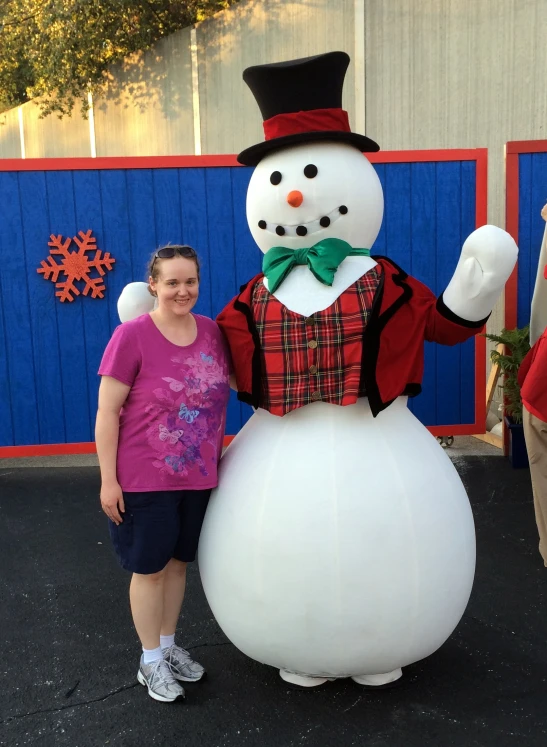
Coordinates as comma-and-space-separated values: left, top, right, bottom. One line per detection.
270, 171, 282, 185
304, 164, 318, 178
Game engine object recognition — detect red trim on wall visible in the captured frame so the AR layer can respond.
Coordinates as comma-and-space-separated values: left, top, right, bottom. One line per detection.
504, 148, 522, 457
475, 149, 488, 226
470, 148, 489, 435
0, 149, 486, 172
474, 331, 487, 434
0, 436, 238, 458
505, 148, 519, 332
369, 148, 488, 165
506, 140, 547, 155
505, 144, 527, 458
0, 427, 479, 458
0, 442, 98, 458
0, 155, 243, 172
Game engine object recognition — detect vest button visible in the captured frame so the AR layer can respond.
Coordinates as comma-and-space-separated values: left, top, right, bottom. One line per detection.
308, 339, 318, 349
311, 391, 321, 401
309, 365, 318, 374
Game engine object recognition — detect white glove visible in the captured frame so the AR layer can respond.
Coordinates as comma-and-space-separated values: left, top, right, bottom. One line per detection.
117, 282, 156, 323
442, 225, 518, 322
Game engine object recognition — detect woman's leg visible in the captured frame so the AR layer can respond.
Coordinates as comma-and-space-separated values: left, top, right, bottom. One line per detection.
130, 567, 186, 701
160, 557, 205, 682
162, 488, 210, 635
158, 491, 211, 682
129, 568, 166, 650
161, 558, 188, 636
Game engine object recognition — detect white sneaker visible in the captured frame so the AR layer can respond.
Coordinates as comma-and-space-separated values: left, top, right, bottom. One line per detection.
163, 644, 205, 682
137, 656, 186, 702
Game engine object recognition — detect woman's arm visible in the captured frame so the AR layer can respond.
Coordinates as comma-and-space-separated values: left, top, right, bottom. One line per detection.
95, 376, 131, 524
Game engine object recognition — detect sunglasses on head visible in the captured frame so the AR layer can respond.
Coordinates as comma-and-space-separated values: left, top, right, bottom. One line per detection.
151, 245, 197, 270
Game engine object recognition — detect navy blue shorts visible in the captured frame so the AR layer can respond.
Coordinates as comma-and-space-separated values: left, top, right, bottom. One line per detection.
108, 489, 212, 575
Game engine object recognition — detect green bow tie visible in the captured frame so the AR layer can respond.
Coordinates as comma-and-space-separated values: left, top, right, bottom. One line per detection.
262, 238, 371, 293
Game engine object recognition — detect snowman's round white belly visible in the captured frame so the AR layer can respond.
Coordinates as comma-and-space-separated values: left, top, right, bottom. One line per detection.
198, 398, 475, 677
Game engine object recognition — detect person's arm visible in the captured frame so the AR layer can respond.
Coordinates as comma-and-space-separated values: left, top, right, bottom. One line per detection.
530, 204, 547, 346
95, 376, 131, 525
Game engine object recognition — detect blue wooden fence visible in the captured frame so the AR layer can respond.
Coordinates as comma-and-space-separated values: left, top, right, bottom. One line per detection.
506, 147, 547, 328
0, 155, 482, 448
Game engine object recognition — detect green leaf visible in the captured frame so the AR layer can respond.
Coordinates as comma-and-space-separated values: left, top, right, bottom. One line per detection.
483, 326, 530, 423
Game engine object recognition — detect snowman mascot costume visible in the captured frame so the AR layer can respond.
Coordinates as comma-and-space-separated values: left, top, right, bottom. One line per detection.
119, 52, 518, 689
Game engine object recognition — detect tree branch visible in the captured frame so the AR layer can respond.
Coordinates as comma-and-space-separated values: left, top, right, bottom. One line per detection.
0, 0, 50, 29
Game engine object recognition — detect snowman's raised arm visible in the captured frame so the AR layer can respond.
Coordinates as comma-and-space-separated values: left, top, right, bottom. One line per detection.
441, 225, 518, 323
117, 282, 156, 323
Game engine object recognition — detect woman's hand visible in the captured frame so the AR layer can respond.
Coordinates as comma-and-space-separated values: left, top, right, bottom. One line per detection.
100, 481, 125, 525
541, 203, 547, 222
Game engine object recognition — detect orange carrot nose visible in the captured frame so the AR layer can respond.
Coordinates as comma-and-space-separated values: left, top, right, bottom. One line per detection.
287, 190, 304, 207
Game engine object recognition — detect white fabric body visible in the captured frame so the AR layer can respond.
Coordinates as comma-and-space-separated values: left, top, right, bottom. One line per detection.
198, 397, 476, 677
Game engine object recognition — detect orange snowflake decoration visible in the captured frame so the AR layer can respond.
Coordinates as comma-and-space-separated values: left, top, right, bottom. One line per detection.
37, 230, 115, 302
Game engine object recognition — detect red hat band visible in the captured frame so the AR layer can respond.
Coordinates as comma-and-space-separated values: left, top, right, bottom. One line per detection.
263, 107, 351, 141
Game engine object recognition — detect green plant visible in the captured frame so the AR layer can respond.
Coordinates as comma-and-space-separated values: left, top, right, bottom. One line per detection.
484, 326, 530, 424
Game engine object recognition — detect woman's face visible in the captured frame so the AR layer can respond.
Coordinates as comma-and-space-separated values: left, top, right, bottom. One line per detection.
149, 256, 199, 317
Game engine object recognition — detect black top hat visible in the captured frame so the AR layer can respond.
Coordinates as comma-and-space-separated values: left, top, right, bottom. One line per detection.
237, 51, 380, 166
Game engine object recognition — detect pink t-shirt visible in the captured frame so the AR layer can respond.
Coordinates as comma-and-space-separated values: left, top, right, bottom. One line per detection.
98, 313, 231, 492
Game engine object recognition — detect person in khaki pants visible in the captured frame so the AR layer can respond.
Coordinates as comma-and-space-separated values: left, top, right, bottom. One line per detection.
519, 203, 547, 566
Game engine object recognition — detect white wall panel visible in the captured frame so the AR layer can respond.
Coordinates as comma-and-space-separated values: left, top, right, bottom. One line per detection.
94, 29, 195, 157
21, 100, 91, 158
0, 108, 21, 158
196, 0, 357, 156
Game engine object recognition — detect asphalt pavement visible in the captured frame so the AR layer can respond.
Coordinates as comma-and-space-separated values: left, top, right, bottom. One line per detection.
1, 454, 546, 747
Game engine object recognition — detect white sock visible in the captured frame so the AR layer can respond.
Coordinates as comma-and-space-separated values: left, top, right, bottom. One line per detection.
142, 646, 163, 665
160, 634, 176, 650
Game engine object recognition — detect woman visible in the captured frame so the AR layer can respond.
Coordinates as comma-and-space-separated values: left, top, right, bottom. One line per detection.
96, 245, 231, 702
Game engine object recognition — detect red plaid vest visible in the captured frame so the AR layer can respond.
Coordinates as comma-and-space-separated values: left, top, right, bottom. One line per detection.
251, 266, 382, 415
